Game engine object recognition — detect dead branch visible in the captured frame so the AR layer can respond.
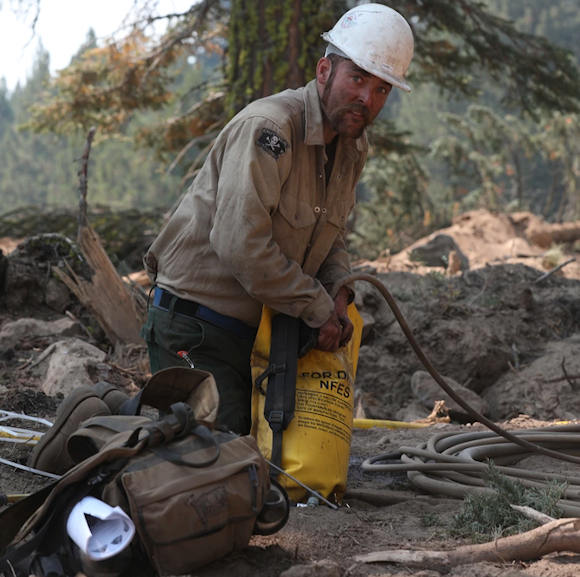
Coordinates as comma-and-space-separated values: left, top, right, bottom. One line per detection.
542, 375, 580, 385
414, 400, 450, 425
77, 127, 96, 230
560, 356, 579, 389
534, 257, 576, 284
355, 518, 580, 569
510, 504, 555, 525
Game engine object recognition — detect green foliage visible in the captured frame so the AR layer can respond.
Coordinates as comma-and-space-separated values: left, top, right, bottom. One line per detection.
451, 463, 565, 543
0, 0, 579, 259
405, 0, 580, 116
0, 205, 167, 269
348, 120, 432, 260
430, 106, 580, 220
534, 112, 580, 220
431, 105, 537, 212
22, 0, 580, 153
0, 41, 184, 216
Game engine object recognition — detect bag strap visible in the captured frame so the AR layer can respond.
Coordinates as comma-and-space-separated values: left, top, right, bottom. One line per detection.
0, 478, 94, 576
146, 402, 221, 468
257, 313, 299, 477
0, 483, 54, 554
152, 424, 220, 468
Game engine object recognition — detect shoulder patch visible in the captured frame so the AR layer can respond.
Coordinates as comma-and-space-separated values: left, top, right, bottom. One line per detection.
256, 128, 288, 160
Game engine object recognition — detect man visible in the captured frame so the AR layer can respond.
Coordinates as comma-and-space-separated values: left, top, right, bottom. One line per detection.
142, 3, 414, 434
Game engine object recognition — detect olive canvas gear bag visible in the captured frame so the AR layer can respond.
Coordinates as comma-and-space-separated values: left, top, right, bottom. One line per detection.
0, 368, 283, 577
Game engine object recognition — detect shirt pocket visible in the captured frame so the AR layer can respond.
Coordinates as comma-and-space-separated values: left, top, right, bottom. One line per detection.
273, 195, 317, 264
325, 199, 350, 233
277, 194, 317, 229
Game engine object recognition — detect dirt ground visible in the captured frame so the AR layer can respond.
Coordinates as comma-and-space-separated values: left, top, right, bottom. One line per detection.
1, 209, 580, 577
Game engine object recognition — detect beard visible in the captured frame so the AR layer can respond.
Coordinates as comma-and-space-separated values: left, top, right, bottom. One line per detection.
327, 102, 370, 138
321, 83, 371, 139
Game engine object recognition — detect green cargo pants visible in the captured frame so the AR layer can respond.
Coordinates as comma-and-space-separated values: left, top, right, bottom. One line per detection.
141, 304, 256, 435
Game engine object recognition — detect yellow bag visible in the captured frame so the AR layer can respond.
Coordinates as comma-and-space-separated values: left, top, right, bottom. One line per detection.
250, 304, 363, 502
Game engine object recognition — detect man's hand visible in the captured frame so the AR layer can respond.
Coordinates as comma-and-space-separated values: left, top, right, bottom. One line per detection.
316, 286, 353, 351
334, 285, 354, 346
317, 311, 343, 351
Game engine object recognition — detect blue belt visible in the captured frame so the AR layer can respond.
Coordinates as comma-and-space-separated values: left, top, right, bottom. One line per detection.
152, 287, 256, 340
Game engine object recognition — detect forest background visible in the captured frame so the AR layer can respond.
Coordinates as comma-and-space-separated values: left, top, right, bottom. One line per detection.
0, 0, 578, 266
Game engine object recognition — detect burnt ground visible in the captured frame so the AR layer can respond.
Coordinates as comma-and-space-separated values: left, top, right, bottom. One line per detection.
1, 209, 580, 577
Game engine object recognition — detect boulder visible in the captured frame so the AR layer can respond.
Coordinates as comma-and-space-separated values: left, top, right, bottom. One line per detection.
411, 370, 488, 419
32, 338, 107, 396
409, 234, 469, 271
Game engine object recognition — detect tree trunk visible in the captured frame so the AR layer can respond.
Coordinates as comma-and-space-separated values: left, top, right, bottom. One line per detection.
227, 0, 343, 114
53, 226, 145, 346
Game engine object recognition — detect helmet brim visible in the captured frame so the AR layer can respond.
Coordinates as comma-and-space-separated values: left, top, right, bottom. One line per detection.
321, 32, 412, 93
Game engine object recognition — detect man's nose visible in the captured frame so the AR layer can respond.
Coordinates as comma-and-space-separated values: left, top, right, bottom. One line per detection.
357, 86, 373, 108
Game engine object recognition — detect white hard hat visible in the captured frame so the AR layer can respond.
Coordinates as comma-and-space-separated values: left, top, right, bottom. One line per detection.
321, 3, 414, 92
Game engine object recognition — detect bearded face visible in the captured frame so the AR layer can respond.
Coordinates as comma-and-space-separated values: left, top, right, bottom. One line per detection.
320, 56, 392, 139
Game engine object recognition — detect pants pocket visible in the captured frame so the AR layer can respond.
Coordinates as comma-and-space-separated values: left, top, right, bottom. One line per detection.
142, 308, 205, 373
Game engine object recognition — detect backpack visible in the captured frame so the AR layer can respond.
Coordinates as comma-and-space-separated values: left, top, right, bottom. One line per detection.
0, 368, 288, 577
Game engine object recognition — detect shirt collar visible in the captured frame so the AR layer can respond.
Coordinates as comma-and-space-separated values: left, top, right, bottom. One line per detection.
304, 80, 326, 146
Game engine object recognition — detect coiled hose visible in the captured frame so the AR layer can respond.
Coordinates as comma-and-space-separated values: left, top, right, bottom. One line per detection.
334, 273, 580, 512
362, 425, 580, 516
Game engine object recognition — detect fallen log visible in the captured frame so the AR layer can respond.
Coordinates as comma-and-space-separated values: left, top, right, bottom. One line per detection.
526, 221, 580, 249
355, 517, 580, 569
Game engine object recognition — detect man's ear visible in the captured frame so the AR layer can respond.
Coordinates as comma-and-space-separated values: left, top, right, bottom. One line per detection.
316, 57, 332, 86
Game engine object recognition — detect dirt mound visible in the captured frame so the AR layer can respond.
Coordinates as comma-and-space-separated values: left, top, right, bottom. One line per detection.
1, 209, 580, 577
362, 209, 580, 280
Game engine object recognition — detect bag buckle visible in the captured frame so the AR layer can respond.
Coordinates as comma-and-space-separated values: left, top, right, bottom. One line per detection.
267, 410, 284, 432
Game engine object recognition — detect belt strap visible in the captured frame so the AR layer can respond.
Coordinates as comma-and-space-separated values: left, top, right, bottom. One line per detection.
153, 287, 256, 340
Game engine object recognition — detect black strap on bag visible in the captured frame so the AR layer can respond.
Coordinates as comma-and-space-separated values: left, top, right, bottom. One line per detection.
255, 313, 300, 478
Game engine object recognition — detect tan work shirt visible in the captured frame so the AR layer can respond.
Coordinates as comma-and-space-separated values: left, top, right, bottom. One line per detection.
145, 79, 367, 328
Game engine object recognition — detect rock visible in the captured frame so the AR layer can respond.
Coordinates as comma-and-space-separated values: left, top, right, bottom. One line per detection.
359, 310, 375, 343
33, 338, 108, 396
280, 559, 342, 577
411, 370, 488, 418
481, 334, 580, 421
0, 316, 80, 349
396, 400, 434, 422
44, 277, 73, 312
409, 234, 469, 271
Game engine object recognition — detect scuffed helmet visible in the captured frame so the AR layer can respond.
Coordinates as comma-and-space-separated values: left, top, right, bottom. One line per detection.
322, 3, 414, 92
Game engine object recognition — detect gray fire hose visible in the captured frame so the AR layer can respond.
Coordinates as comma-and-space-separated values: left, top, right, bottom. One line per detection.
362, 425, 580, 516
334, 273, 580, 512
